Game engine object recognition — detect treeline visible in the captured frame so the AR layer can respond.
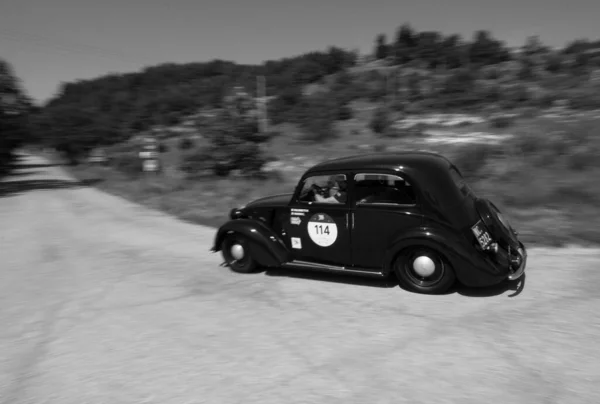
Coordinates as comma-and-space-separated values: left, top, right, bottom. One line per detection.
32, 46, 355, 162
374, 24, 600, 69
268, 27, 600, 142
16, 23, 600, 170
0, 60, 36, 173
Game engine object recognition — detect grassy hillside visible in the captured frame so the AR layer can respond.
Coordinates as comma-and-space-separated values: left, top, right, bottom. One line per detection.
30, 26, 600, 161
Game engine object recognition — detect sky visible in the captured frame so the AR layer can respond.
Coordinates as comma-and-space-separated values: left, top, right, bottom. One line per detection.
1, 0, 599, 104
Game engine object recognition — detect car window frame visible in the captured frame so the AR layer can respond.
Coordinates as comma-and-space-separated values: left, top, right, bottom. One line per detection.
352, 171, 418, 208
293, 171, 350, 207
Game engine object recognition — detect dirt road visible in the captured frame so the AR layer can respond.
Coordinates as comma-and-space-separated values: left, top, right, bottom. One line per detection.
1, 154, 600, 404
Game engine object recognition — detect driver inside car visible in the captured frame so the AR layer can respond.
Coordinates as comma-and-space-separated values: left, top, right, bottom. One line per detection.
313, 175, 347, 204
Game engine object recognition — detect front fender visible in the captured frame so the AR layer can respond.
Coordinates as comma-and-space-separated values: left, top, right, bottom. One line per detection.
211, 218, 291, 268
384, 227, 507, 287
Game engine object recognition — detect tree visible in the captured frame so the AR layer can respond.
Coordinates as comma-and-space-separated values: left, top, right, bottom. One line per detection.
393, 24, 417, 64
295, 93, 340, 142
0, 59, 32, 171
518, 57, 536, 80
468, 30, 511, 66
35, 104, 119, 165
414, 31, 443, 68
522, 35, 548, 57
375, 34, 389, 60
182, 89, 273, 177
440, 34, 464, 69
369, 107, 392, 134
545, 53, 564, 73
34, 48, 357, 149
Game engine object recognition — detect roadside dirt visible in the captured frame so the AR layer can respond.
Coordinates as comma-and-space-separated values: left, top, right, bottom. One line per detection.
1, 154, 599, 404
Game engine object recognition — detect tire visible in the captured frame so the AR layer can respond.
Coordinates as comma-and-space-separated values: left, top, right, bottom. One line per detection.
221, 233, 258, 274
394, 247, 456, 294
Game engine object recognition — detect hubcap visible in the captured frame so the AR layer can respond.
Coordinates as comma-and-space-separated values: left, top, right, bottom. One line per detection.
230, 244, 245, 260
412, 256, 436, 277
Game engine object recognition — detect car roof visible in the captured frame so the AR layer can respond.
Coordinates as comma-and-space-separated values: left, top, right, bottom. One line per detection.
305, 151, 453, 175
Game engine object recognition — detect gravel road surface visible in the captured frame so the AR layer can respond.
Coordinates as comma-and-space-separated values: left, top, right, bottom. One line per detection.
1, 154, 599, 404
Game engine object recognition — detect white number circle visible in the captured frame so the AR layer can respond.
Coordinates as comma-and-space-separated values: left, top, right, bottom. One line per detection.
307, 213, 338, 247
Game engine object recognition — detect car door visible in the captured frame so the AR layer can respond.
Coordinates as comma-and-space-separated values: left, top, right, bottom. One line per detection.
350, 172, 423, 269
283, 172, 352, 267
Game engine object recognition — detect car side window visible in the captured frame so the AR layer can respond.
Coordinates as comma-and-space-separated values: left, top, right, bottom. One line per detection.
354, 173, 416, 206
297, 174, 348, 205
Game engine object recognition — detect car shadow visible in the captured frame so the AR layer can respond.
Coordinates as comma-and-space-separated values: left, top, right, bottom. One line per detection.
453, 273, 526, 298
263, 268, 399, 288
0, 178, 104, 198
262, 267, 527, 297
10, 162, 63, 169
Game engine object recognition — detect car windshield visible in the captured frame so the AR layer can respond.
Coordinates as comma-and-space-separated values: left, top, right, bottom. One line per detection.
449, 167, 473, 198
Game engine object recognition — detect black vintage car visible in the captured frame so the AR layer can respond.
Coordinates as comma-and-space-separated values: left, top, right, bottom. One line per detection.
211, 151, 527, 294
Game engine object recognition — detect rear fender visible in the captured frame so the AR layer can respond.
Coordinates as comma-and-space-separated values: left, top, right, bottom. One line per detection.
211, 219, 291, 267
384, 227, 504, 287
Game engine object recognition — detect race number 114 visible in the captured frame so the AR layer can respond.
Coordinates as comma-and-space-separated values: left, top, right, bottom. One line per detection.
314, 224, 330, 235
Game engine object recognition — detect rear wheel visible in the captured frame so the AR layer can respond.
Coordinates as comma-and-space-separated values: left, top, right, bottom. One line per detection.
394, 247, 456, 294
221, 233, 257, 273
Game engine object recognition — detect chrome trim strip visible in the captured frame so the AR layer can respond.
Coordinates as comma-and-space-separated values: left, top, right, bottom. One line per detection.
281, 260, 385, 277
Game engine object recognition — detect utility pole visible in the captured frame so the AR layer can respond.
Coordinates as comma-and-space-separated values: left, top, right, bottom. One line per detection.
256, 75, 268, 133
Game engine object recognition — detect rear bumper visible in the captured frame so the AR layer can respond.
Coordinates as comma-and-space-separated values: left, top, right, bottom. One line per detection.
507, 244, 527, 281
452, 241, 527, 288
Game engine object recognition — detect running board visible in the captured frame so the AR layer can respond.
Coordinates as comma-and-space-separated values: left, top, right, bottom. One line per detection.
280, 260, 386, 278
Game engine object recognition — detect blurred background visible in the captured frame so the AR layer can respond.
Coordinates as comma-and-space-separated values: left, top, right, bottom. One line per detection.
3, 19, 600, 248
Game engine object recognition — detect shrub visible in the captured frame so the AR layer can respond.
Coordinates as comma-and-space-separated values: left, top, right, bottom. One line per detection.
294, 93, 340, 142
451, 142, 507, 179
566, 146, 600, 171
337, 104, 353, 120
380, 125, 420, 138
181, 108, 273, 177
369, 107, 391, 134
179, 137, 195, 150
511, 128, 555, 159
158, 143, 168, 153
518, 107, 539, 118
301, 116, 338, 142
380, 127, 403, 138
179, 150, 211, 175
110, 153, 142, 177
391, 99, 406, 112
489, 115, 515, 129
403, 101, 426, 115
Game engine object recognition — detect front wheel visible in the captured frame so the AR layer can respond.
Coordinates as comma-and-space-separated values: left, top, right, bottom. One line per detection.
221, 233, 258, 273
394, 247, 456, 294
